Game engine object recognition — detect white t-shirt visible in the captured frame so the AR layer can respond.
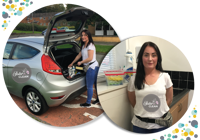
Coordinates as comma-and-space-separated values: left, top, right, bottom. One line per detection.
127, 72, 173, 129
81, 43, 99, 70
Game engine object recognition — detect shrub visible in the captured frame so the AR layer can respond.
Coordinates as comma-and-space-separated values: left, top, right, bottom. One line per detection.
15, 23, 32, 31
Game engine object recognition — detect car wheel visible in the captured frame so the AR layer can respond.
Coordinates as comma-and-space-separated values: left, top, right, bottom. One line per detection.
25, 88, 48, 115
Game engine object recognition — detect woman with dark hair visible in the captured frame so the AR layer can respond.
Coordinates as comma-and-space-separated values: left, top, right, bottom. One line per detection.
127, 41, 173, 133
69, 30, 99, 107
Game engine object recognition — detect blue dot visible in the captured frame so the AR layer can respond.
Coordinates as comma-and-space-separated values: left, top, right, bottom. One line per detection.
2, 11, 5, 15
2, 25, 4, 27
195, 125, 198, 128
194, 110, 197, 113
17, 10, 22, 16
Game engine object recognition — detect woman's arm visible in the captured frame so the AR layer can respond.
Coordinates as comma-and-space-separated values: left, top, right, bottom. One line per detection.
69, 52, 82, 67
166, 86, 173, 107
127, 90, 136, 108
78, 50, 94, 65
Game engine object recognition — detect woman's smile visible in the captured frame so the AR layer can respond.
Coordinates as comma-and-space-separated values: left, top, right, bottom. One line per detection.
81, 32, 89, 43
142, 46, 158, 69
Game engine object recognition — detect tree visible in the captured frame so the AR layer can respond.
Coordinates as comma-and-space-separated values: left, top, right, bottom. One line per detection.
34, 4, 65, 13
66, 4, 80, 10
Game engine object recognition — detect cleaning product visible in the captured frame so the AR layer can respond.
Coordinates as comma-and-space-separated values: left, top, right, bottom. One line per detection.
124, 50, 134, 70
68, 67, 72, 77
124, 50, 135, 82
71, 66, 75, 77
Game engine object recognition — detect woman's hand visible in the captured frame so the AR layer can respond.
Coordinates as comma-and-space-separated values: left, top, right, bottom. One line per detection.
77, 61, 82, 66
68, 63, 73, 67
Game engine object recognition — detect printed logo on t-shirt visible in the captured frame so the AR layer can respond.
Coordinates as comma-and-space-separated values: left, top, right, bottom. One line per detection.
142, 94, 160, 112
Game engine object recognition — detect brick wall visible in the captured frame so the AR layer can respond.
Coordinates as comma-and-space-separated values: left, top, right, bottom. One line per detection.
21, 12, 58, 26
18, 14, 27, 23
20, 13, 114, 36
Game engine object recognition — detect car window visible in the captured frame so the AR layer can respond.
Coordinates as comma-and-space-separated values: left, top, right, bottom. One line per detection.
3, 43, 14, 59
12, 44, 40, 59
52, 19, 81, 33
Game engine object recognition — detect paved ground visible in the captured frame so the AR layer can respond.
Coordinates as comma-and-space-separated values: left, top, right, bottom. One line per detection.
10, 88, 104, 127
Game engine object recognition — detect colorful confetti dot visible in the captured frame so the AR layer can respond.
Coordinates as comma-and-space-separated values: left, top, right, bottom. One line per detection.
17, 10, 22, 16
175, 128, 179, 133
4, 20, 6, 23
184, 132, 188, 136
168, 134, 171, 137
189, 131, 194, 136
6, 5, 10, 9
193, 115, 196, 118
185, 124, 188, 127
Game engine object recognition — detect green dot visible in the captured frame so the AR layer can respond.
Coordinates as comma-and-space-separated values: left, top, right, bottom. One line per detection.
168, 134, 171, 137
167, 138, 171, 140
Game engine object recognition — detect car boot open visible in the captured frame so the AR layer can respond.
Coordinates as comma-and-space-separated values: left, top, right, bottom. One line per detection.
49, 42, 86, 81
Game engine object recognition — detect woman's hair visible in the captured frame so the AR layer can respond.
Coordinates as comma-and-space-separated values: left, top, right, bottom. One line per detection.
79, 30, 94, 49
134, 41, 163, 90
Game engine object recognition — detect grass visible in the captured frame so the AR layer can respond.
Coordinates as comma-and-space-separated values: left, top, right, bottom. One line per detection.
12, 30, 42, 34
95, 45, 114, 53
57, 44, 114, 53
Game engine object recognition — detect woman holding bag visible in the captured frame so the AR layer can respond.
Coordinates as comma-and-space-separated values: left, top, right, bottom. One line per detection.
69, 30, 99, 107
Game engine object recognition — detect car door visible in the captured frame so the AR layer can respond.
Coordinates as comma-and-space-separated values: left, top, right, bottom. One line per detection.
44, 7, 94, 53
7, 43, 40, 97
2, 42, 15, 88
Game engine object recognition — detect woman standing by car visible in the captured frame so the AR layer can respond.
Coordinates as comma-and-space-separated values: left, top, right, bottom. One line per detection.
69, 30, 99, 107
127, 41, 173, 133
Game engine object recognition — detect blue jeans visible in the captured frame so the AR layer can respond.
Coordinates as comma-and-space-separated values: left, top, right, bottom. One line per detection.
86, 66, 99, 104
133, 125, 167, 133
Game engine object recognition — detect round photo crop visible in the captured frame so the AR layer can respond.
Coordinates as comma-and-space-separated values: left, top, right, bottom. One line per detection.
97, 36, 194, 133
1, 0, 120, 127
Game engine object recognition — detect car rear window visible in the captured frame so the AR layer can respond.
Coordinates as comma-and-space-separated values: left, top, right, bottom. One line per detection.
52, 19, 81, 34
12, 44, 40, 59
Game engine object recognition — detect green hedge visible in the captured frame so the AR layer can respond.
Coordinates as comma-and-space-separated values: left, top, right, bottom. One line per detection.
15, 23, 47, 32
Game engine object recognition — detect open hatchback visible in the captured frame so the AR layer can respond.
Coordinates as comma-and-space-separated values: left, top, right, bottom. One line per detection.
43, 7, 94, 82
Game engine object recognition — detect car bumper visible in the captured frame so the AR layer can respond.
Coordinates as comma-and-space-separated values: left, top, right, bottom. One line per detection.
39, 73, 86, 107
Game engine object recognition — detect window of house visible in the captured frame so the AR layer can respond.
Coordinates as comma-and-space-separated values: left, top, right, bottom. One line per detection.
105, 25, 114, 30
40, 17, 42, 19
40, 23, 42, 25
43, 17, 45, 20
98, 47, 117, 76
96, 22, 103, 30
44, 23, 46, 26
12, 44, 40, 59
3, 43, 14, 59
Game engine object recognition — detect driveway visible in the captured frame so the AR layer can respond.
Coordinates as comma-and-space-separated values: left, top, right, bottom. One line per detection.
10, 88, 103, 127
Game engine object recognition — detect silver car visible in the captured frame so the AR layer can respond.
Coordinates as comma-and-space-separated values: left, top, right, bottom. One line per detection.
3, 7, 94, 115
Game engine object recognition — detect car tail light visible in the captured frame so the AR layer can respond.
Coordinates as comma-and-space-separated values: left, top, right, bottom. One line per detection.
41, 54, 62, 75
50, 95, 65, 100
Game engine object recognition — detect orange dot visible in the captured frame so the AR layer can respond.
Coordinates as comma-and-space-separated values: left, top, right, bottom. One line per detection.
182, 130, 183, 132
193, 115, 196, 118
4, 20, 6, 23
11, 13, 13, 15
190, 131, 194, 136
15, 8, 17, 10
185, 124, 188, 127
175, 128, 179, 133
19, 7, 23, 11
194, 108, 196, 110
11, 4, 14, 8
184, 132, 188, 136
6, 5, 10, 9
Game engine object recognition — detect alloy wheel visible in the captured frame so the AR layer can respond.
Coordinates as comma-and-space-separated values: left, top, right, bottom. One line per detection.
26, 91, 41, 113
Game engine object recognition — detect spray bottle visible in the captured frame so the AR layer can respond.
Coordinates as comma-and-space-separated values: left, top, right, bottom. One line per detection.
71, 66, 75, 78
124, 50, 134, 82
124, 50, 134, 71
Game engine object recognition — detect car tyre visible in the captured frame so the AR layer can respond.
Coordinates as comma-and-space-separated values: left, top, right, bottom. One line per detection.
25, 88, 48, 115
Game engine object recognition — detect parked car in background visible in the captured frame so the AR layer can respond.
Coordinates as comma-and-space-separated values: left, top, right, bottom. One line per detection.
56, 27, 75, 33
42, 29, 47, 35
3, 7, 94, 115
42, 28, 57, 35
